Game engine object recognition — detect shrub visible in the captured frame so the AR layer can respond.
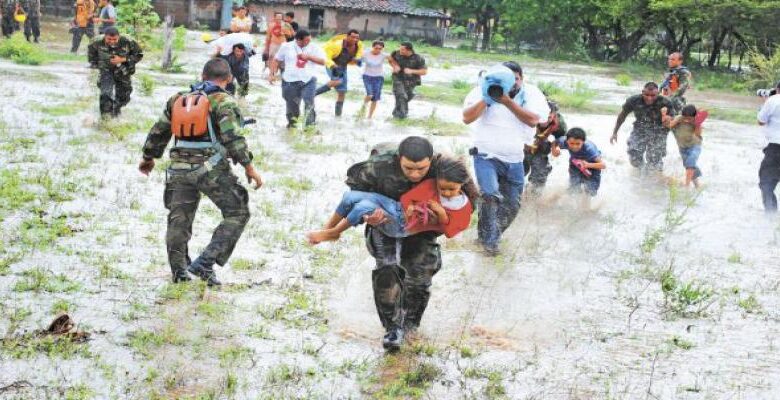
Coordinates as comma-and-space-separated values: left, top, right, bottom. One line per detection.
0, 33, 45, 65
616, 73, 632, 86
138, 74, 155, 96
749, 46, 780, 89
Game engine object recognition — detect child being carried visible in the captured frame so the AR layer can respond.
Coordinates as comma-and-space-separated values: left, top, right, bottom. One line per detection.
307, 156, 478, 244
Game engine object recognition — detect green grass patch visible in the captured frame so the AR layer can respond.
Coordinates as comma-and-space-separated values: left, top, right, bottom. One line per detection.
13, 267, 81, 293
231, 257, 267, 271
660, 269, 714, 318
0, 169, 36, 218
738, 293, 762, 314
416, 79, 472, 105
538, 80, 598, 112
128, 326, 185, 358
276, 176, 314, 194
708, 107, 756, 124
390, 109, 467, 136
18, 215, 74, 249
0, 334, 91, 359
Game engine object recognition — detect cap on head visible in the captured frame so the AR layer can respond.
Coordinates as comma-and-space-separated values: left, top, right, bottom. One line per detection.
398, 136, 433, 162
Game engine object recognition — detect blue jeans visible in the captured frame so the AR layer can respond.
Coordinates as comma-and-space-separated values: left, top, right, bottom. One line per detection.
282, 78, 317, 127
335, 191, 406, 238
324, 66, 348, 92
679, 145, 702, 179
473, 154, 525, 248
569, 166, 601, 196
363, 75, 384, 101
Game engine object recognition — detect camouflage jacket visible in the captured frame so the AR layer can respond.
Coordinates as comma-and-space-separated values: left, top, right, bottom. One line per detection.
87, 35, 143, 75
346, 144, 440, 201
662, 66, 691, 98
142, 86, 253, 167
622, 94, 675, 131
2, 0, 18, 14
19, 0, 40, 16
390, 51, 426, 86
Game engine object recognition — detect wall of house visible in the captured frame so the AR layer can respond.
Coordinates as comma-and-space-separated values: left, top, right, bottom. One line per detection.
245, 4, 442, 43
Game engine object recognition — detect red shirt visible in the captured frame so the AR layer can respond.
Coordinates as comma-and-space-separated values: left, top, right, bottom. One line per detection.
400, 179, 473, 238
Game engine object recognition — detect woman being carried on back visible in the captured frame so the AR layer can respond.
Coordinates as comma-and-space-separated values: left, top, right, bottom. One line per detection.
306, 155, 478, 244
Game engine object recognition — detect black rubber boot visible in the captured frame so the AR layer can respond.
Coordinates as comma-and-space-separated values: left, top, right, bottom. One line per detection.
172, 270, 191, 283
187, 263, 222, 287
335, 101, 344, 117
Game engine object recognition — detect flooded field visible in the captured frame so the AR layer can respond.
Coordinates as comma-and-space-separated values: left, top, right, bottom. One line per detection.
1, 24, 779, 399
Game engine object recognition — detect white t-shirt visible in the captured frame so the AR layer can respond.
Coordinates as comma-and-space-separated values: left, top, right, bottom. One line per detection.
275, 41, 326, 83
362, 50, 387, 77
758, 94, 780, 144
210, 33, 254, 56
463, 82, 550, 163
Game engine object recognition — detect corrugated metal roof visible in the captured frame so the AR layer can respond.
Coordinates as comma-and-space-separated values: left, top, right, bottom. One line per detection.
252, 0, 445, 18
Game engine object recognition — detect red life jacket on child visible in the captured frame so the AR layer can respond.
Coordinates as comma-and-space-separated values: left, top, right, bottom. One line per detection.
400, 179, 473, 238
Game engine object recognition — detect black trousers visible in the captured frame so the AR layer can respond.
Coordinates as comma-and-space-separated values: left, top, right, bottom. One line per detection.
759, 143, 780, 212
24, 16, 39, 40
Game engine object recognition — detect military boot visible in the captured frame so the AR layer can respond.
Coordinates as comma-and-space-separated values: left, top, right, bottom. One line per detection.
335, 101, 344, 117
172, 270, 191, 283
187, 263, 222, 287
382, 327, 404, 351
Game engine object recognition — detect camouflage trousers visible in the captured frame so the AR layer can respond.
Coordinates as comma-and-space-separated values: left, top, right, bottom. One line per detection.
523, 145, 553, 193
1, 13, 18, 38
392, 79, 416, 119
226, 68, 249, 97
365, 227, 442, 331
98, 71, 133, 117
164, 164, 250, 279
627, 128, 668, 171
24, 16, 39, 41
671, 96, 686, 114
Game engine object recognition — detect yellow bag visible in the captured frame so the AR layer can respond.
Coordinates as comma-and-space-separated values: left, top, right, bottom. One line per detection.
14, 11, 27, 23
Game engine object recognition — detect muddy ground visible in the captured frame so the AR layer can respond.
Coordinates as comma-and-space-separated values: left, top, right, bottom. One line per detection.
1, 21, 779, 400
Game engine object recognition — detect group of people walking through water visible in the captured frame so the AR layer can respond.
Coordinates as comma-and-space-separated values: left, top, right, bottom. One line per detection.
10, 11, 779, 350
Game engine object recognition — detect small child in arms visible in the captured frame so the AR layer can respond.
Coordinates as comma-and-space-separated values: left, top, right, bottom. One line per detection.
552, 127, 606, 207
664, 104, 706, 188
307, 156, 478, 244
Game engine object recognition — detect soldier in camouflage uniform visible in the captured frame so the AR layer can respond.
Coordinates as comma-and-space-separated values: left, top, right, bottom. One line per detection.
87, 27, 143, 118
19, 0, 39, 42
524, 101, 567, 194
345, 137, 442, 350
661, 52, 692, 113
388, 42, 427, 119
1, 0, 19, 38
611, 82, 675, 172
138, 58, 263, 286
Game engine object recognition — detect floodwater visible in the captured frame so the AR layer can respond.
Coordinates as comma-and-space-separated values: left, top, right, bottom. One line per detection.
1, 28, 779, 399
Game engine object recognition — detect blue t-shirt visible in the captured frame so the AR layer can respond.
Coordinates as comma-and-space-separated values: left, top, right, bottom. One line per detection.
558, 138, 602, 176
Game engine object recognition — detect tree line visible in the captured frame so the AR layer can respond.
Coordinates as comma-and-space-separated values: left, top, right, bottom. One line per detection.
417, 0, 780, 69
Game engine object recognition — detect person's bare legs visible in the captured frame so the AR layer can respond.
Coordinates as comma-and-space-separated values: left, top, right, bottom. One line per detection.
685, 168, 694, 187
323, 212, 342, 229
307, 219, 351, 245
368, 100, 378, 119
